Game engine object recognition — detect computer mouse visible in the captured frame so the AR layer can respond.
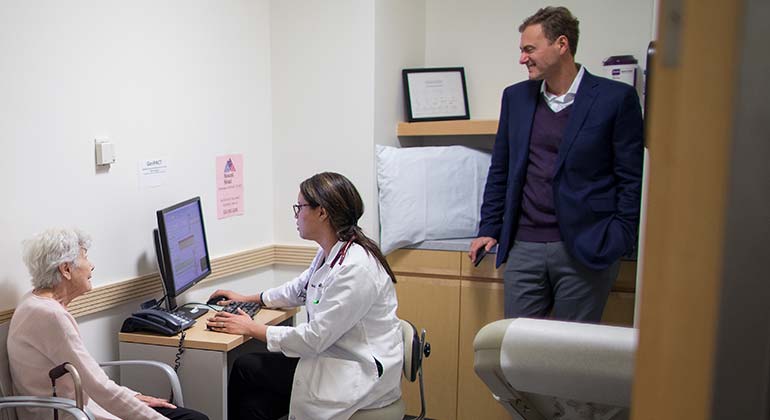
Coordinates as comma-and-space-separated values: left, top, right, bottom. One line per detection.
206, 295, 228, 306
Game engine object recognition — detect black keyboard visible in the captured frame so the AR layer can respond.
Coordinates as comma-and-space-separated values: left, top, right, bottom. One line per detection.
220, 301, 261, 317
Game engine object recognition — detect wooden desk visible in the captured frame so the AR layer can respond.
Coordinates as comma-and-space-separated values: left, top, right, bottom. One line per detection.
118, 308, 297, 420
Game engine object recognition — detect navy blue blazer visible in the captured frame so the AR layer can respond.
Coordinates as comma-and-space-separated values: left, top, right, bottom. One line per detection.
478, 70, 644, 270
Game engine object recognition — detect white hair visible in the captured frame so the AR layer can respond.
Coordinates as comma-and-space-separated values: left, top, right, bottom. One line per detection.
22, 228, 92, 289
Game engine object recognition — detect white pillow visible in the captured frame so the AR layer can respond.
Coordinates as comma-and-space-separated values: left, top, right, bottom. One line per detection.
376, 145, 491, 255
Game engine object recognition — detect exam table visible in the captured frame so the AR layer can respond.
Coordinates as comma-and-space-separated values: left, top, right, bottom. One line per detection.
473, 318, 637, 420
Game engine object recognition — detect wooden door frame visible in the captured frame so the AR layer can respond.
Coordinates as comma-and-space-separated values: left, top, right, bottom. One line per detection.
633, 0, 770, 418
709, 0, 770, 417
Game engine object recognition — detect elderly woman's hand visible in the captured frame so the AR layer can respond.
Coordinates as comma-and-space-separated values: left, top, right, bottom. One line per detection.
136, 394, 176, 409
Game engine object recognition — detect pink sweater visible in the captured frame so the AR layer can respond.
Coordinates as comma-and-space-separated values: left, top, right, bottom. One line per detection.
8, 292, 166, 420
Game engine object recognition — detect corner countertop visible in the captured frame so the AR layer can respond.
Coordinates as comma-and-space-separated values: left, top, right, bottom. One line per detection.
404, 238, 498, 254
402, 238, 637, 261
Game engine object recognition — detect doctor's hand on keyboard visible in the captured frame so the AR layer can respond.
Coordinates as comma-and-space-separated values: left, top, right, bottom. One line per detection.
219, 301, 261, 317
206, 294, 261, 318
205, 290, 261, 334
206, 302, 261, 334
206, 289, 249, 307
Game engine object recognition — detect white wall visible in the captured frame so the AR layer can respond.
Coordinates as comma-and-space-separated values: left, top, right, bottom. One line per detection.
372, 0, 427, 230
270, 0, 378, 245
0, 0, 274, 310
425, 0, 655, 118
374, 0, 427, 150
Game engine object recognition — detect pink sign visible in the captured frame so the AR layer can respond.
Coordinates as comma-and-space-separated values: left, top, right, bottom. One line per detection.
216, 154, 244, 219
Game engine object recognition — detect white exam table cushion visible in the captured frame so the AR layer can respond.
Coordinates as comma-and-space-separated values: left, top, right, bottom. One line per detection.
500, 318, 637, 407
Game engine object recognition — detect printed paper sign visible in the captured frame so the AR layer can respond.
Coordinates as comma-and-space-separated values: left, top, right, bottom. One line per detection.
216, 154, 244, 219
138, 159, 168, 189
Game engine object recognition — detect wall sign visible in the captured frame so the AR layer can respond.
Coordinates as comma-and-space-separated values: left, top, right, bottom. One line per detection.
216, 154, 244, 219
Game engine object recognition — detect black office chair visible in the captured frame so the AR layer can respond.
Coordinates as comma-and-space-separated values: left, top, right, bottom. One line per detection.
350, 319, 431, 420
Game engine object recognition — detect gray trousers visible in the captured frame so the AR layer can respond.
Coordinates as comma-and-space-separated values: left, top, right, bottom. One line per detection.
503, 241, 620, 322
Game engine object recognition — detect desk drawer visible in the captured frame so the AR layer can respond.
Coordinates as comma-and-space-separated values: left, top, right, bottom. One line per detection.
387, 249, 461, 277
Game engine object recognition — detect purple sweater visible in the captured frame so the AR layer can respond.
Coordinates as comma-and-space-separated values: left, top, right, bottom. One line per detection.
515, 97, 572, 242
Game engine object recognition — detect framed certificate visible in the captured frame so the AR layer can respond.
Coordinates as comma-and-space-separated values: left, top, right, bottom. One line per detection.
402, 67, 470, 122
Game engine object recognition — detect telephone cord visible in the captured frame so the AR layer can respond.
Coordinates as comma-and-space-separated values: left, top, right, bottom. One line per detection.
169, 330, 186, 402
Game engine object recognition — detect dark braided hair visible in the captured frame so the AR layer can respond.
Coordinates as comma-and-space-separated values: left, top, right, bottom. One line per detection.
300, 172, 397, 284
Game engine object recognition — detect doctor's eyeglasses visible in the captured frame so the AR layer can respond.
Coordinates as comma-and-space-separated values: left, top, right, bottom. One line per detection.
293, 204, 312, 217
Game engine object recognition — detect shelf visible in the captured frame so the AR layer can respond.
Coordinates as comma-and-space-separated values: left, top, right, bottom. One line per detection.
397, 119, 498, 136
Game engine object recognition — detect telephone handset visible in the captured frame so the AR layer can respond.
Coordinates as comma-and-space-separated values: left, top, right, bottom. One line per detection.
120, 308, 194, 336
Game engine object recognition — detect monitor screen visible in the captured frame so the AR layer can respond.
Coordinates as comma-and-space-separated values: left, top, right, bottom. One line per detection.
155, 197, 211, 303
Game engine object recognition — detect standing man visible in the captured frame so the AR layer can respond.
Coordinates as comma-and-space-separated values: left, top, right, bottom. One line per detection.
468, 6, 643, 321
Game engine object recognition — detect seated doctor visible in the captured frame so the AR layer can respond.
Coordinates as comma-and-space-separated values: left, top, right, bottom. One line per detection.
207, 172, 403, 420
8, 227, 208, 420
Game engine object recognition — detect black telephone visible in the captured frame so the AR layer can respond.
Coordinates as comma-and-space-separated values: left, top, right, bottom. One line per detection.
120, 309, 193, 336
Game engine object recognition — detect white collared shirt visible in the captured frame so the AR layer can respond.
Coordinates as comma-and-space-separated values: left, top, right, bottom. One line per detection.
541, 64, 585, 112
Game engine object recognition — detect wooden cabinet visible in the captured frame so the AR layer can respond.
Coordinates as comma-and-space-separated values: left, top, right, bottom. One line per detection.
456, 279, 509, 419
388, 248, 637, 420
389, 250, 461, 420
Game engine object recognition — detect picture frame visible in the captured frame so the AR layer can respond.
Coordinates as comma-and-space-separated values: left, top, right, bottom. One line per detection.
402, 67, 470, 122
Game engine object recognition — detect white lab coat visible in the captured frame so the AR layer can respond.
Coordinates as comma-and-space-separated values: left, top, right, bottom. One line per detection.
263, 241, 402, 420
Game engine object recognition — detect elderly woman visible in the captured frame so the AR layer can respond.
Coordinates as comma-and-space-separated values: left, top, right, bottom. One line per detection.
7, 228, 208, 420
207, 172, 402, 420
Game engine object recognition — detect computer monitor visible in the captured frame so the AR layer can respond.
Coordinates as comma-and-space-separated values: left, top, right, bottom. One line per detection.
153, 196, 211, 316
